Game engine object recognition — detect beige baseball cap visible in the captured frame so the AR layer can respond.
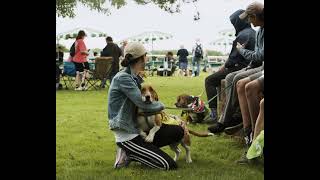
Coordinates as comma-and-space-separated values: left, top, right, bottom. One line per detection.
124, 42, 147, 59
239, 1, 264, 20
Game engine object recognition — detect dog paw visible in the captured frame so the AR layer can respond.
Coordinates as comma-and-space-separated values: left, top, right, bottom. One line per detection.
140, 132, 147, 139
145, 135, 154, 143
186, 158, 192, 163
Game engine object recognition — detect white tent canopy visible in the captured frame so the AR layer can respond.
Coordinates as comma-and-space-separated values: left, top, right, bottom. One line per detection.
56, 27, 107, 41
122, 31, 173, 51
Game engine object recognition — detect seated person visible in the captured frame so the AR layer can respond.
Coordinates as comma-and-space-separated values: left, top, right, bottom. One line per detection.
208, 2, 264, 133
234, 71, 264, 142
56, 64, 60, 90
205, 9, 256, 121
237, 97, 264, 164
56, 46, 64, 64
91, 52, 98, 63
158, 52, 176, 76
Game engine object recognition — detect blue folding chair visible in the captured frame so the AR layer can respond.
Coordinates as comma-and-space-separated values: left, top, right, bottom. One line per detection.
61, 62, 76, 89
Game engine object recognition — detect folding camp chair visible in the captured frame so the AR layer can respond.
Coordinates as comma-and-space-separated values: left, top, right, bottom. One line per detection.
86, 57, 113, 90
61, 62, 76, 90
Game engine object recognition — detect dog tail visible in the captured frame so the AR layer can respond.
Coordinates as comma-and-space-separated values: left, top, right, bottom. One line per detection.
188, 129, 214, 137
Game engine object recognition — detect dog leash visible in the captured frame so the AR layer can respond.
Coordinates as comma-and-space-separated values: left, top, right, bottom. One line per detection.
196, 80, 233, 103
164, 83, 233, 111
165, 107, 193, 111
205, 83, 233, 105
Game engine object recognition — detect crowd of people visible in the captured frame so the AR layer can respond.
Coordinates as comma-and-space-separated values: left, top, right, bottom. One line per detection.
205, 1, 264, 164
56, 29, 210, 90
57, 0, 264, 171
109, 1, 264, 170
56, 33, 125, 90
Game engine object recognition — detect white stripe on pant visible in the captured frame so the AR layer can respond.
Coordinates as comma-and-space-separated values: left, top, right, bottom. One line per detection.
120, 141, 170, 170
128, 154, 163, 169
126, 141, 170, 169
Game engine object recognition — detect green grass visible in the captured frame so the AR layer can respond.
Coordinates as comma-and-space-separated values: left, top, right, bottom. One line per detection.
56, 72, 264, 180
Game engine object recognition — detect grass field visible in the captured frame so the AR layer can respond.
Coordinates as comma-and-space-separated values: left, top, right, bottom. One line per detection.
56, 72, 264, 180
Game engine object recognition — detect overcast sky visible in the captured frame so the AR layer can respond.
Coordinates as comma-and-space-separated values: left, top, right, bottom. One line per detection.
56, 0, 264, 51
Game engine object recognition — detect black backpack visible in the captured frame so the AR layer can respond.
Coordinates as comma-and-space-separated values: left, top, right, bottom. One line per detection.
194, 44, 203, 58
69, 42, 76, 57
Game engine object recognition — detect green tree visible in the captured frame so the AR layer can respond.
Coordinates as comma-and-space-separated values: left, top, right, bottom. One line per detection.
56, 44, 69, 52
56, 0, 197, 18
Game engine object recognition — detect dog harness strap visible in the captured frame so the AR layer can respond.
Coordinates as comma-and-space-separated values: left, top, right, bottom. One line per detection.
191, 98, 205, 113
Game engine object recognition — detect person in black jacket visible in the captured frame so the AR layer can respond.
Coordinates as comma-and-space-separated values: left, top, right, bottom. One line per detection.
100, 36, 122, 88
204, 9, 256, 121
177, 45, 189, 76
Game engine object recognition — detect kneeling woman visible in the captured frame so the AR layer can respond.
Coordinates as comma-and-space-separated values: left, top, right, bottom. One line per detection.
108, 42, 184, 170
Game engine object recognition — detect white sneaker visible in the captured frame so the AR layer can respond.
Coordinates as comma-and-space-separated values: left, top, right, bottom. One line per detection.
114, 147, 130, 169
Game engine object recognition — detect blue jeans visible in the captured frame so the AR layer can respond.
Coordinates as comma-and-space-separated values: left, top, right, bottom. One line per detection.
192, 57, 202, 76
101, 73, 115, 87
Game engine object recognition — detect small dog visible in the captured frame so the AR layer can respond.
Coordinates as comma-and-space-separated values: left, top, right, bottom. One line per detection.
175, 69, 192, 77
175, 94, 212, 124
137, 85, 213, 163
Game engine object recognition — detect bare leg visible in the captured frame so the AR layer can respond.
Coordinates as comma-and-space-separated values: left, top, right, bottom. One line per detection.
75, 71, 81, 88
253, 98, 264, 140
236, 77, 252, 129
245, 80, 263, 132
81, 70, 89, 86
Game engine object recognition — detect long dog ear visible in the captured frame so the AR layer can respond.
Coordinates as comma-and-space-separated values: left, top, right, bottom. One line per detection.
177, 95, 182, 103
150, 86, 159, 101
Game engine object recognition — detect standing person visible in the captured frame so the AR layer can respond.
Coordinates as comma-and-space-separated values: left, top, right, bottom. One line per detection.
72, 30, 90, 91
177, 45, 189, 76
108, 42, 184, 170
119, 40, 128, 71
120, 40, 128, 57
100, 36, 122, 88
191, 39, 203, 77
202, 50, 208, 73
204, 9, 256, 121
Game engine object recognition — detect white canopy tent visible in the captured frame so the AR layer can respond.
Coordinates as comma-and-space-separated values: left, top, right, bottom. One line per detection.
121, 31, 173, 52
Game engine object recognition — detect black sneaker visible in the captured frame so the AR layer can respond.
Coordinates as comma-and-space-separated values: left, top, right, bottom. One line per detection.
236, 151, 259, 165
236, 152, 249, 165
224, 123, 243, 135
208, 122, 225, 134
